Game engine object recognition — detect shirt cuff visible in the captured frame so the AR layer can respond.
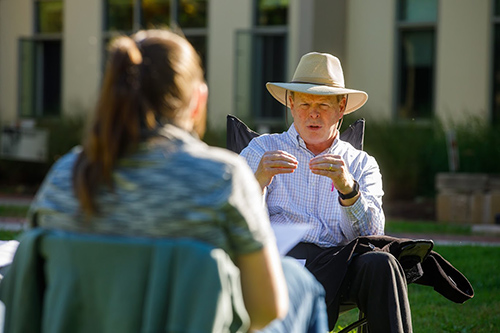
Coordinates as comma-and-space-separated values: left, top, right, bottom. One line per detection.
339, 194, 369, 239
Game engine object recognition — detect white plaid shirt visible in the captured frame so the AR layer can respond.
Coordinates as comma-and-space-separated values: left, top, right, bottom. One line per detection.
240, 124, 385, 247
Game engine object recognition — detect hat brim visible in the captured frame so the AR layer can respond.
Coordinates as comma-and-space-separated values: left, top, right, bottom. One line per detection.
266, 82, 368, 114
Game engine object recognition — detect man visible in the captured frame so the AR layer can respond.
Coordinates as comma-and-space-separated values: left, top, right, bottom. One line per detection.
240, 52, 412, 332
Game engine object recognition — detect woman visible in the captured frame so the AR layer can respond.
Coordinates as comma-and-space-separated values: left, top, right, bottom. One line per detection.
28, 29, 327, 332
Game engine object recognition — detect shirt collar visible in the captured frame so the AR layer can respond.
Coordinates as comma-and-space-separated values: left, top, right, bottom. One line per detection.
286, 123, 303, 149
286, 123, 341, 155
157, 123, 200, 145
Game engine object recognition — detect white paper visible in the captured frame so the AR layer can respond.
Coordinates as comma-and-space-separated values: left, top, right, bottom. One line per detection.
271, 224, 309, 256
0, 240, 19, 268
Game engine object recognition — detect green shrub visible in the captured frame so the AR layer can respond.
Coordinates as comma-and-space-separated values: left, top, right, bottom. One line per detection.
360, 118, 448, 199
0, 114, 86, 190
2, 112, 499, 202
36, 114, 87, 163
202, 119, 227, 148
452, 117, 500, 173
346, 115, 500, 200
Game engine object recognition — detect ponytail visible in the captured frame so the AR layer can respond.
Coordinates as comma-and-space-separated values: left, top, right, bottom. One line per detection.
73, 36, 146, 216
73, 30, 203, 217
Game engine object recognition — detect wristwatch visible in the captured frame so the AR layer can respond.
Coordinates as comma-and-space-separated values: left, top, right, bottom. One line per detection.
338, 180, 359, 200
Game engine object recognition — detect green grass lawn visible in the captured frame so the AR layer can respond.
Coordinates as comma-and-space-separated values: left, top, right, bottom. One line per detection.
0, 209, 498, 331
0, 205, 27, 240
385, 220, 472, 236
334, 244, 500, 332
0, 230, 22, 241
0, 205, 29, 218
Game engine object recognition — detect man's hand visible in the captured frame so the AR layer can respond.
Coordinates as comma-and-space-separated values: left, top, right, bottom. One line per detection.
255, 150, 298, 191
309, 154, 359, 205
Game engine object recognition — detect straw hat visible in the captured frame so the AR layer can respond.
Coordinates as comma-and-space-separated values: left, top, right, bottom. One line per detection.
266, 52, 368, 114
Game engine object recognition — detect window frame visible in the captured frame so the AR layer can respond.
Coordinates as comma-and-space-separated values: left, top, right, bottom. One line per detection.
101, 0, 209, 73
18, 0, 64, 118
238, 0, 289, 132
34, 0, 64, 35
394, 0, 438, 123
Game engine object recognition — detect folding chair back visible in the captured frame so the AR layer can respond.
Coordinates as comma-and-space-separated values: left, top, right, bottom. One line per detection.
0, 228, 249, 333
226, 114, 366, 153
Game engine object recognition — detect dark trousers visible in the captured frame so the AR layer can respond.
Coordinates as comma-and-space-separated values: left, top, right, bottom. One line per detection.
287, 242, 413, 333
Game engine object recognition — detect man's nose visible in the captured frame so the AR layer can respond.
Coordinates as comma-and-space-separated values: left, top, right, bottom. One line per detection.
309, 106, 320, 118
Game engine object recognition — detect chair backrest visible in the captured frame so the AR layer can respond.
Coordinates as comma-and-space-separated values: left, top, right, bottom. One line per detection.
226, 114, 365, 154
0, 228, 249, 333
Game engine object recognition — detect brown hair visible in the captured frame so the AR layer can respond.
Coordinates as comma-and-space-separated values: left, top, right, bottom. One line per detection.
73, 29, 204, 216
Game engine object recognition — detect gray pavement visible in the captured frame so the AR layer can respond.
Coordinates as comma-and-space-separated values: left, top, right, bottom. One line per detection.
0, 196, 33, 206
387, 232, 500, 247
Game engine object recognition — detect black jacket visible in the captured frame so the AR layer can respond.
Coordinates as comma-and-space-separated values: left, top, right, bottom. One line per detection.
301, 235, 474, 326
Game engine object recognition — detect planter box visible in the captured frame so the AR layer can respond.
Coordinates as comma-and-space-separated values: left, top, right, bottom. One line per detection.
436, 173, 500, 224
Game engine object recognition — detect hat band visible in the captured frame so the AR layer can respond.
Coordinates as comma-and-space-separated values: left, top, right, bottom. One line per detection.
290, 80, 345, 89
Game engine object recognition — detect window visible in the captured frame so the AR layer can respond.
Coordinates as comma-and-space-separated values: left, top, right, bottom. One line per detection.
396, 0, 437, 120
105, 0, 135, 32
103, 0, 208, 71
256, 0, 288, 26
235, 0, 289, 131
254, 0, 288, 129
19, 0, 63, 117
492, 0, 500, 124
251, 31, 287, 124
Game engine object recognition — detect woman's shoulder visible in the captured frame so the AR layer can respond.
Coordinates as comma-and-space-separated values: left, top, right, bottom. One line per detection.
51, 146, 82, 168
42, 146, 82, 181
195, 144, 254, 178
142, 138, 253, 187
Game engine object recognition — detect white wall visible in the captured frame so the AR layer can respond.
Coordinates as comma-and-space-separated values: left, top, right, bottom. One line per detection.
436, 0, 491, 124
207, 0, 253, 130
345, 0, 395, 121
289, 0, 348, 75
62, 0, 102, 118
0, 0, 32, 125
312, 0, 347, 61
288, 0, 314, 79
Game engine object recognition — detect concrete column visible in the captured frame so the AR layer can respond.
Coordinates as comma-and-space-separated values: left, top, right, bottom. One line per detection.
435, 0, 490, 124
311, 0, 347, 61
62, 0, 102, 118
207, 0, 252, 130
345, 0, 395, 120
288, 0, 314, 79
0, 0, 33, 125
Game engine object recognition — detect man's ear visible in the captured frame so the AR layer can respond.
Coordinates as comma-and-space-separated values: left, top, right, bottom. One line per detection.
288, 93, 294, 109
288, 93, 296, 119
339, 96, 347, 116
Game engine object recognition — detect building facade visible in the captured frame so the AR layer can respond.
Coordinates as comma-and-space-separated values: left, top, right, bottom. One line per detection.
0, 0, 497, 155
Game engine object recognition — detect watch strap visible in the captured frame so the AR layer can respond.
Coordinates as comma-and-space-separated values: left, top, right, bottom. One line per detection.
338, 180, 359, 200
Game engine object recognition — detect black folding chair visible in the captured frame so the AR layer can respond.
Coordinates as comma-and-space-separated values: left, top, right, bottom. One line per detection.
227, 114, 365, 154
226, 114, 368, 333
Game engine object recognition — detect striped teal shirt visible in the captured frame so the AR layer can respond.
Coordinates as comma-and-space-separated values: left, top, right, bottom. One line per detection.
240, 124, 385, 247
29, 125, 274, 259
